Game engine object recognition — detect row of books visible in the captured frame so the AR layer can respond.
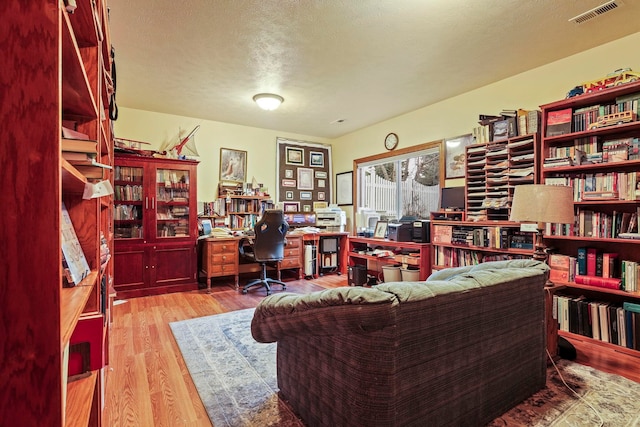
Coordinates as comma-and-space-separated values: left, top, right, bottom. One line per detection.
433, 246, 527, 268
114, 225, 143, 239
472, 110, 540, 144
200, 199, 227, 217
544, 172, 640, 201
156, 170, 189, 185
548, 250, 639, 292
157, 187, 190, 203
114, 204, 142, 221
545, 207, 639, 239
114, 184, 143, 201
433, 225, 534, 249
114, 165, 143, 182
547, 137, 640, 163
553, 297, 640, 350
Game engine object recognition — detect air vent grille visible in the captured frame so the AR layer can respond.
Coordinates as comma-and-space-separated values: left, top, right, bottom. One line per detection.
569, 0, 621, 24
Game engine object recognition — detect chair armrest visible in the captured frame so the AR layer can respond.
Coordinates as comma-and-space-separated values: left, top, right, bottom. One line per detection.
251, 287, 398, 343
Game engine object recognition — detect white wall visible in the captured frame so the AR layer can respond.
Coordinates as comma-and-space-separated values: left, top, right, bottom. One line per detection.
115, 31, 640, 208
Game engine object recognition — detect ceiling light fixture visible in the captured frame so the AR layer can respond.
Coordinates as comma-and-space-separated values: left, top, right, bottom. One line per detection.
253, 93, 284, 111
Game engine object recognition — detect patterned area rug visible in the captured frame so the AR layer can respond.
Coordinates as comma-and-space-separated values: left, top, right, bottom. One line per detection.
170, 308, 640, 427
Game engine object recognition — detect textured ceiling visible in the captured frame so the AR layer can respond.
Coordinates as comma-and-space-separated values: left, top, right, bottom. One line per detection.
107, 0, 640, 138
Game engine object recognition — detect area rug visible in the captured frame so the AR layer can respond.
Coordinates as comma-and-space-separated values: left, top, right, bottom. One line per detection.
170, 309, 640, 427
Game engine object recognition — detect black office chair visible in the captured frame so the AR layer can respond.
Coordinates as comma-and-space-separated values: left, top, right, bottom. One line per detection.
242, 210, 290, 295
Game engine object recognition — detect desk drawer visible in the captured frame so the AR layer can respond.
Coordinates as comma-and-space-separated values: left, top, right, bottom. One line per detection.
210, 263, 238, 276
285, 237, 301, 249
210, 253, 237, 265
280, 257, 301, 269
211, 242, 237, 254
283, 247, 300, 259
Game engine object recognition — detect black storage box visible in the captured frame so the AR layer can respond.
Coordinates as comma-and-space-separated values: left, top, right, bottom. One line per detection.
348, 265, 367, 286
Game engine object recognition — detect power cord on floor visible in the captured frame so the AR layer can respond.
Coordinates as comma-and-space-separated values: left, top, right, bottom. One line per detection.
546, 345, 604, 426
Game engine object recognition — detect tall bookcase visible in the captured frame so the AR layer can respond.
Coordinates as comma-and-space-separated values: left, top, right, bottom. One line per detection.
1, 1, 114, 425
540, 81, 640, 372
113, 154, 199, 298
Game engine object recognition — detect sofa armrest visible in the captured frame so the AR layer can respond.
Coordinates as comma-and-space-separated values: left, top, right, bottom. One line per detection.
251, 287, 398, 343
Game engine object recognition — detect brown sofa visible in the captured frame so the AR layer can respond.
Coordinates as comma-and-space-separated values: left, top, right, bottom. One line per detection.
251, 259, 549, 427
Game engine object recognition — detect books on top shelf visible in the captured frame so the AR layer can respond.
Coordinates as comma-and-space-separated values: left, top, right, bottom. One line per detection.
546, 108, 572, 137
62, 137, 98, 154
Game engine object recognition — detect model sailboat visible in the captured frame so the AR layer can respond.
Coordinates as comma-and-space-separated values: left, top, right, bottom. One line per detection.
159, 125, 201, 158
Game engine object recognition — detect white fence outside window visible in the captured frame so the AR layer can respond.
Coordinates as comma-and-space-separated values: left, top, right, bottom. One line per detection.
362, 173, 439, 217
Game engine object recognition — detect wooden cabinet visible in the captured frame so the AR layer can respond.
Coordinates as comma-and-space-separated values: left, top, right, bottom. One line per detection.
200, 237, 240, 290
1, 1, 114, 425
113, 154, 199, 297
430, 220, 534, 271
540, 81, 640, 371
279, 235, 303, 279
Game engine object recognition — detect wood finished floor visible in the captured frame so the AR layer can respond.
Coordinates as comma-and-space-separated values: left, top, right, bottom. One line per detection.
104, 275, 347, 427
104, 274, 640, 426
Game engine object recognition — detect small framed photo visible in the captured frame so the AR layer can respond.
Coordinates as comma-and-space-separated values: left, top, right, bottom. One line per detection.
317, 192, 325, 201
297, 167, 314, 190
336, 171, 353, 206
284, 169, 294, 179
282, 179, 296, 187
373, 220, 388, 239
283, 202, 300, 212
286, 147, 304, 165
303, 205, 311, 212
300, 191, 313, 200
310, 151, 324, 167
313, 201, 328, 211
285, 191, 294, 200
315, 171, 327, 179
444, 134, 473, 179
317, 179, 326, 188
220, 148, 247, 183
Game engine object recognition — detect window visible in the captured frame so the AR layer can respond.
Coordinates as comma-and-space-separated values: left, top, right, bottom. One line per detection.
355, 140, 443, 224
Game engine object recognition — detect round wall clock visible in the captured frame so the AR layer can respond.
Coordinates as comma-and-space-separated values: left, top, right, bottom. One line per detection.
384, 132, 399, 150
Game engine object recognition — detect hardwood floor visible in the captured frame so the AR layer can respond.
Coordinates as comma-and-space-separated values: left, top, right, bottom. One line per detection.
104, 275, 347, 427
104, 274, 640, 426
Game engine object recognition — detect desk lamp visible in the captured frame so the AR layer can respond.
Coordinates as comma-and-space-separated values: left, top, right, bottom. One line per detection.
509, 184, 575, 263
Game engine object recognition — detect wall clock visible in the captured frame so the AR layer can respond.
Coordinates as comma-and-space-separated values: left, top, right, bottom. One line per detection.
384, 133, 399, 150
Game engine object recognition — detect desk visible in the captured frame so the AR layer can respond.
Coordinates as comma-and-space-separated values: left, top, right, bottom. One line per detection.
199, 235, 303, 292
291, 231, 349, 278
347, 237, 431, 281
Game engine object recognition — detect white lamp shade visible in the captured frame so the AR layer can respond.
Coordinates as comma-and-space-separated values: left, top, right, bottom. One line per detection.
253, 93, 284, 110
509, 184, 575, 224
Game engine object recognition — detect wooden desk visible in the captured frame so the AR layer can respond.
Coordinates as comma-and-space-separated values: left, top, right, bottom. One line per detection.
199, 235, 303, 291
294, 231, 349, 277
347, 237, 431, 281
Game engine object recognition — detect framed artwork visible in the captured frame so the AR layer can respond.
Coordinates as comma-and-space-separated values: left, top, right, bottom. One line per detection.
317, 179, 326, 188
283, 202, 300, 212
310, 151, 324, 167
282, 179, 296, 187
335, 171, 353, 206
318, 192, 325, 200
300, 191, 312, 200
284, 169, 294, 179
315, 171, 327, 179
444, 134, 473, 179
313, 201, 327, 211
297, 167, 314, 190
285, 191, 294, 200
220, 148, 247, 183
303, 205, 311, 212
373, 220, 388, 239
286, 147, 304, 165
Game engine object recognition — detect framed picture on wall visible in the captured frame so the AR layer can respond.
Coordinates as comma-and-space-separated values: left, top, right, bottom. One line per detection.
300, 191, 313, 200
373, 220, 388, 239
310, 151, 324, 167
315, 171, 327, 179
336, 171, 353, 206
283, 202, 300, 212
286, 147, 304, 165
285, 191, 294, 200
220, 148, 247, 183
285, 169, 294, 179
444, 134, 473, 179
297, 168, 314, 190
313, 201, 328, 211
303, 205, 311, 212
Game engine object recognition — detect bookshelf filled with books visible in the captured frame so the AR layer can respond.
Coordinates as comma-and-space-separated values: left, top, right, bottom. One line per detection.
199, 195, 274, 230
465, 133, 540, 222
430, 220, 534, 270
540, 81, 640, 363
113, 154, 199, 298
2, 1, 114, 425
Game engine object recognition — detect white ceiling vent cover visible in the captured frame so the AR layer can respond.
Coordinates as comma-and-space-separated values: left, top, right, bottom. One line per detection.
569, 0, 622, 24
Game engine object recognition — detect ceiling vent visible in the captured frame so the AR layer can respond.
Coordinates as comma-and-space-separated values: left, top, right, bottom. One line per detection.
568, 0, 621, 24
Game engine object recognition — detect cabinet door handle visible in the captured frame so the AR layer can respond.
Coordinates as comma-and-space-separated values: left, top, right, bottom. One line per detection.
145, 197, 148, 209
152, 197, 155, 209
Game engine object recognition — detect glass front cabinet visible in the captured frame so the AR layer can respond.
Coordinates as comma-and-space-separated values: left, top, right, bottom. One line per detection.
113, 154, 199, 297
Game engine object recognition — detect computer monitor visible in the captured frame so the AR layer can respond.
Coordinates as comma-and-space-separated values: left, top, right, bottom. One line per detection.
440, 186, 465, 210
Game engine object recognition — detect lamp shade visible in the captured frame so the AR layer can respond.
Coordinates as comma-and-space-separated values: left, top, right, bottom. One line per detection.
509, 184, 575, 224
253, 93, 284, 110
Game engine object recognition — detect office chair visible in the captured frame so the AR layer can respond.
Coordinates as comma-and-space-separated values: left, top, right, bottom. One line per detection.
242, 210, 290, 295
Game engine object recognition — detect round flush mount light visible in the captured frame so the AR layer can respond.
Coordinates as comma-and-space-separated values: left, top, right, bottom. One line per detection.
253, 93, 284, 111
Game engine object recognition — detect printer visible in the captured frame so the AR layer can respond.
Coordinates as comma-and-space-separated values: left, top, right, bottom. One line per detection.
315, 206, 347, 232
